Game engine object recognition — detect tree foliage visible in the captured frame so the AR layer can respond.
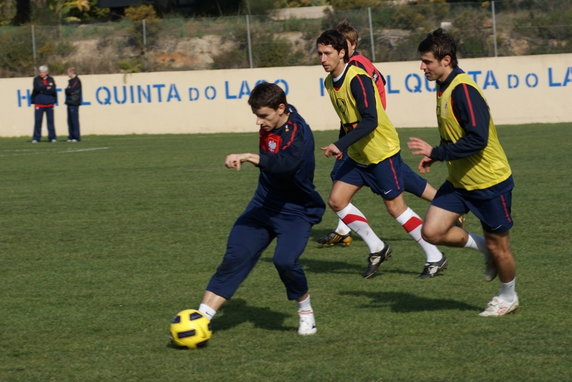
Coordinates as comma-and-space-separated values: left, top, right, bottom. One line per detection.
328, 0, 385, 10
0, 0, 570, 76
12, 0, 31, 25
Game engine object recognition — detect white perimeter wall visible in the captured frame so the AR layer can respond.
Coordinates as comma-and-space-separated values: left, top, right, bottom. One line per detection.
1, 53, 571, 137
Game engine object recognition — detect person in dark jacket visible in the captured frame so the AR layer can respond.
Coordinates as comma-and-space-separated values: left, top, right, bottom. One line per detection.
186, 82, 325, 337
31, 65, 57, 143
65, 67, 82, 142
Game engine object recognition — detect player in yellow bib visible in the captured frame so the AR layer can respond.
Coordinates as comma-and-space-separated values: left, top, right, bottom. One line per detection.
317, 29, 445, 279
408, 28, 519, 317
317, 22, 452, 265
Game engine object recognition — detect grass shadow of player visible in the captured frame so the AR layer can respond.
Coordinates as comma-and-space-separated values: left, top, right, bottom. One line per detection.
340, 290, 481, 313
260, 251, 420, 276
213, 299, 294, 332
311, 228, 413, 245
381, 267, 422, 277
260, 256, 362, 275
300, 257, 362, 274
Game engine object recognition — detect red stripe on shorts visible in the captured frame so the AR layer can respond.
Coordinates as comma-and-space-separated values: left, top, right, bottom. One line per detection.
388, 158, 401, 191
499, 194, 512, 223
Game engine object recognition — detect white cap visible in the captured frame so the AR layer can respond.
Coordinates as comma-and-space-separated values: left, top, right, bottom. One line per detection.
39, 65, 49, 72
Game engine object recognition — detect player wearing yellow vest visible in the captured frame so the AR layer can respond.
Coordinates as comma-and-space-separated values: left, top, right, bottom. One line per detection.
408, 28, 518, 317
317, 29, 445, 279
325, 64, 400, 165
316, 21, 446, 257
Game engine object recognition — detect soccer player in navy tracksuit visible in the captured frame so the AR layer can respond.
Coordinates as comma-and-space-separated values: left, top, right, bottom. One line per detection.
31, 65, 58, 143
408, 28, 519, 316
193, 82, 325, 336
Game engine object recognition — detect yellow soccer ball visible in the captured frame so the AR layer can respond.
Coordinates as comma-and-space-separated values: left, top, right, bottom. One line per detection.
169, 309, 212, 349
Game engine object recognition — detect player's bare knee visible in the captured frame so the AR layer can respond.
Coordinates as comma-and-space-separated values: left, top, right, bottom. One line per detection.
486, 244, 512, 263
327, 197, 345, 211
421, 225, 441, 244
384, 203, 401, 218
486, 241, 498, 256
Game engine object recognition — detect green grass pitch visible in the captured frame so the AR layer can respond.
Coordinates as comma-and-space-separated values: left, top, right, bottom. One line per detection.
1, 123, 570, 381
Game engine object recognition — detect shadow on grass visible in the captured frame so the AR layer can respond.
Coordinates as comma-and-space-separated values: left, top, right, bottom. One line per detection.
262, 254, 420, 276
311, 228, 414, 245
260, 255, 362, 274
382, 267, 422, 277
213, 299, 294, 332
340, 290, 481, 312
300, 257, 363, 274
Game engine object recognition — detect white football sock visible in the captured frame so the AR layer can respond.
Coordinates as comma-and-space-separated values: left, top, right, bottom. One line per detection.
198, 303, 217, 320
335, 218, 351, 236
297, 294, 313, 313
297, 295, 316, 335
464, 232, 488, 254
498, 278, 517, 302
396, 208, 442, 263
336, 203, 384, 253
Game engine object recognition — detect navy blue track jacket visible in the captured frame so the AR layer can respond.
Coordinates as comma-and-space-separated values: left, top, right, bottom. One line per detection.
31, 75, 57, 106
251, 105, 325, 225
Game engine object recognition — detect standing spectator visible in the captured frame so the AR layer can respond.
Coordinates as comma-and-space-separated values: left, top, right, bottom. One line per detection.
31, 65, 57, 143
65, 67, 82, 142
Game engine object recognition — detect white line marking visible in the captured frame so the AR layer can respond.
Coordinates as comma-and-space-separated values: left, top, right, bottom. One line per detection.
0, 147, 111, 157
60, 147, 110, 153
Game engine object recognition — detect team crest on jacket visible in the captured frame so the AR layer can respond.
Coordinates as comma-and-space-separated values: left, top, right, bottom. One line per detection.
268, 139, 277, 152
263, 134, 282, 153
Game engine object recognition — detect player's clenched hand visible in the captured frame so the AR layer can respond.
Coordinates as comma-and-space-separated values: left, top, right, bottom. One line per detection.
225, 153, 244, 171
225, 153, 260, 170
418, 156, 434, 174
320, 143, 343, 160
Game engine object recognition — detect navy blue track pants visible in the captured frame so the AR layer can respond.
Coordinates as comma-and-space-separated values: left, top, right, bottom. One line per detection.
33, 107, 56, 141
206, 206, 312, 301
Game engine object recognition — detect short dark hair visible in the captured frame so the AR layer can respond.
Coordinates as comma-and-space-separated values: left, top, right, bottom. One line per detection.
316, 29, 349, 62
248, 82, 288, 111
418, 28, 458, 68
